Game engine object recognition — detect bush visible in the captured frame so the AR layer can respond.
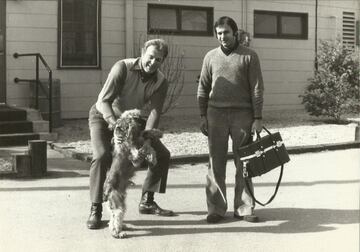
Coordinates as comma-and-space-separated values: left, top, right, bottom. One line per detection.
300, 38, 360, 121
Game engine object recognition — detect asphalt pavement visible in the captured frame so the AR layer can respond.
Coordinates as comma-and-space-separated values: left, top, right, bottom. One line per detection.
0, 147, 359, 252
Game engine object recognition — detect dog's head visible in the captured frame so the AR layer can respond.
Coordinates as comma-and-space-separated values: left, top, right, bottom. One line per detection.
113, 109, 146, 148
112, 109, 163, 167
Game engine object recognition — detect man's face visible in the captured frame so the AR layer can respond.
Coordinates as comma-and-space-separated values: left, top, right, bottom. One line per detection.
215, 24, 236, 49
141, 45, 164, 74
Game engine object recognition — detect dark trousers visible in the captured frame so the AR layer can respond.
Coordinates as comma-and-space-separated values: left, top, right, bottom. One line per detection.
88, 106, 171, 203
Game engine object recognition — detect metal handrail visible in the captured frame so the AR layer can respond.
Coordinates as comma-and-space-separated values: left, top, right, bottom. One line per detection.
13, 53, 53, 132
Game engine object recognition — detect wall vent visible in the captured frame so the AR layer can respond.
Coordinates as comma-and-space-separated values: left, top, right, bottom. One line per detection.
342, 11, 355, 48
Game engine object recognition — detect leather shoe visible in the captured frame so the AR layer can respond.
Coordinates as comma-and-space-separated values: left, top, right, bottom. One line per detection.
86, 203, 102, 229
139, 201, 175, 216
206, 214, 224, 223
234, 213, 259, 223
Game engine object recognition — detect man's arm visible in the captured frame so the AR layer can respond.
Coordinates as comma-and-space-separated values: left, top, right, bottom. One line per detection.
197, 55, 212, 116
146, 80, 168, 130
248, 52, 264, 119
197, 55, 212, 136
95, 61, 127, 127
249, 52, 264, 132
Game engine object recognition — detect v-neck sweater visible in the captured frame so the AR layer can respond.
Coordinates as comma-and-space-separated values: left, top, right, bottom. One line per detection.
197, 44, 264, 118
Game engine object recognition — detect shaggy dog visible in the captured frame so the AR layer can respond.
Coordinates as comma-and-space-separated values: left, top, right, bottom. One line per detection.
103, 109, 163, 238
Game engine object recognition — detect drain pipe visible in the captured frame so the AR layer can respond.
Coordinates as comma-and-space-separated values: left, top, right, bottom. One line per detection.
125, 0, 134, 58
241, 0, 248, 30
314, 0, 318, 71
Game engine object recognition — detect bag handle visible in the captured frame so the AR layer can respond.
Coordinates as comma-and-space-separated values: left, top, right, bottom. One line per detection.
253, 126, 273, 139
244, 164, 284, 206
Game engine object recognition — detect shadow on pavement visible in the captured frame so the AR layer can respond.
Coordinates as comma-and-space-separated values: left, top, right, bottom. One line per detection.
125, 208, 359, 237
47, 158, 90, 171
0, 170, 88, 181
0, 185, 89, 192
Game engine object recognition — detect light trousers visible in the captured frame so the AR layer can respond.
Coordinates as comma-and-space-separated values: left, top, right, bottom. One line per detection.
206, 106, 255, 217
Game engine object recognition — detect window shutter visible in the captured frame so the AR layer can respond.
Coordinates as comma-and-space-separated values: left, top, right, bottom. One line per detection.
342, 12, 355, 48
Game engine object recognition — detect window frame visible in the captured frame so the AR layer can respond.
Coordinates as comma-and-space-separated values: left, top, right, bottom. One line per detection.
57, 0, 101, 69
254, 10, 308, 40
147, 4, 214, 36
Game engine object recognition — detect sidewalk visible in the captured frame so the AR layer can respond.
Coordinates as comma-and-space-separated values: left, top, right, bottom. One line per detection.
0, 147, 359, 252
50, 140, 360, 164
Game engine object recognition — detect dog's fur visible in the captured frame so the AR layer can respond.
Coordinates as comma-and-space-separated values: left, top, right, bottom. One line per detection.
103, 109, 163, 238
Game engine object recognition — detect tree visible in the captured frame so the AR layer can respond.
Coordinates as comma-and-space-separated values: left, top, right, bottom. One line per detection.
300, 37, 360, 121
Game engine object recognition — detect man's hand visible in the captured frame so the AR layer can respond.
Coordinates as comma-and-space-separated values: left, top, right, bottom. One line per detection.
108, 122, 116, 131
200, 115, 208, 136
251, 119, 263, 134
107, 116, 117, 131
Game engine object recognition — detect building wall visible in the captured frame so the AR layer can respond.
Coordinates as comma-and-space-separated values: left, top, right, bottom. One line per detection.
5, 0, 360, 118
6, 0, 126, 118
246, 0, 359, 111
133, 0, 245, 115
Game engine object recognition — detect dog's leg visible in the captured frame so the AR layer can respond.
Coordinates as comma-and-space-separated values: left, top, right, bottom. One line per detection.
107, 164, 130, 239
109, 208, 127, 239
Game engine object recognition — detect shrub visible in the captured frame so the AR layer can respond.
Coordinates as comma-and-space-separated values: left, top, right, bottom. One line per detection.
300, 38, 360, 121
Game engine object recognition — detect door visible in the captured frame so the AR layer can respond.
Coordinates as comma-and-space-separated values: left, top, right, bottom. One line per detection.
0, 0, 6, 104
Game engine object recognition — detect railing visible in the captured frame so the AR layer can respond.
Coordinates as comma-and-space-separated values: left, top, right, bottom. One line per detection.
13, 53, 53, 132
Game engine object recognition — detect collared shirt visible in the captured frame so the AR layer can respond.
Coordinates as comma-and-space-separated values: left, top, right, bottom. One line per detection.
136, 60, 158, 83
95, 58, 168, 122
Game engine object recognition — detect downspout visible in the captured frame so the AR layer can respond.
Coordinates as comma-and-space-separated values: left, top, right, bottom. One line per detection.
241, 0, 248, 30
314, 0, 318, 71
125, 0, 134, 58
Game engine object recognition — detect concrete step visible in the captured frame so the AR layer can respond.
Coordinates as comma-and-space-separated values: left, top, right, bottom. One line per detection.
0, 121, 33, 134
32, 120, 49, 133
0, 133, 40, 146
0, 107, 27, 121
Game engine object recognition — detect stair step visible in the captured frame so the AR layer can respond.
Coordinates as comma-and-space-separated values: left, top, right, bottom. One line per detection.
0, 121, 33, 134
0, 107, 27, 121
0, 133, 40, 147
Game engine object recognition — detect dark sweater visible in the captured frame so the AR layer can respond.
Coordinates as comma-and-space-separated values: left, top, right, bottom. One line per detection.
197, 44, 264, 118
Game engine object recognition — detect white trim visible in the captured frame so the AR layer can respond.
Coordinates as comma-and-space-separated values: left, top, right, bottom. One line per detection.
125, 0, 134, 58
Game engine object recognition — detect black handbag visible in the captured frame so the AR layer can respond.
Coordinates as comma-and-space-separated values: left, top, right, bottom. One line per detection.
237, 126, 290, 206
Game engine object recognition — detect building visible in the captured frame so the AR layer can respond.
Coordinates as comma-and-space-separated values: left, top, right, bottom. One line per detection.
0, 0, 359, 120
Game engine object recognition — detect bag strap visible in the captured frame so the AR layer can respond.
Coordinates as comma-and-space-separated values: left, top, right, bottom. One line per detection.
244, 164, 284, 206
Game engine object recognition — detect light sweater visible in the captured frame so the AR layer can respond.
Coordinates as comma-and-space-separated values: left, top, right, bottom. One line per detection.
197, 44, 264, 118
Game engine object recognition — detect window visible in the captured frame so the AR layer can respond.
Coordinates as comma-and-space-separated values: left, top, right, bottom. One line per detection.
254, 10, 308, 39
58, 0, 100, 69
148, 4, 213, 36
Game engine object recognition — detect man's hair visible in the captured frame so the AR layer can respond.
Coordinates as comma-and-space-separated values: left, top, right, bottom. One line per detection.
142, 39, 169, 59
214, 16, 238, 36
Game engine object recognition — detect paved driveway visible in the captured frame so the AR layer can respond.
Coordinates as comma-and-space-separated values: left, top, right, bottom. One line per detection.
0, 148, 359, 252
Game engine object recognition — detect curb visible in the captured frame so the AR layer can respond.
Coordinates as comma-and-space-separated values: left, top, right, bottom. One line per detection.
49, 141, 360, 165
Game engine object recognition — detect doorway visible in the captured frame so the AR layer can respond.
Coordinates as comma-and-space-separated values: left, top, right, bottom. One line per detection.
0, 0, 6, 104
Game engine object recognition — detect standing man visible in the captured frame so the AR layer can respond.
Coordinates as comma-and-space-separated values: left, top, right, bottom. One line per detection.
87, 39, 175, 230
197, 16, 264, 223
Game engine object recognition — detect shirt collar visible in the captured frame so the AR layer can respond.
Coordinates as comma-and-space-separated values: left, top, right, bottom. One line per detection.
220, 40, 239, 56
131, 57, 158, 83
